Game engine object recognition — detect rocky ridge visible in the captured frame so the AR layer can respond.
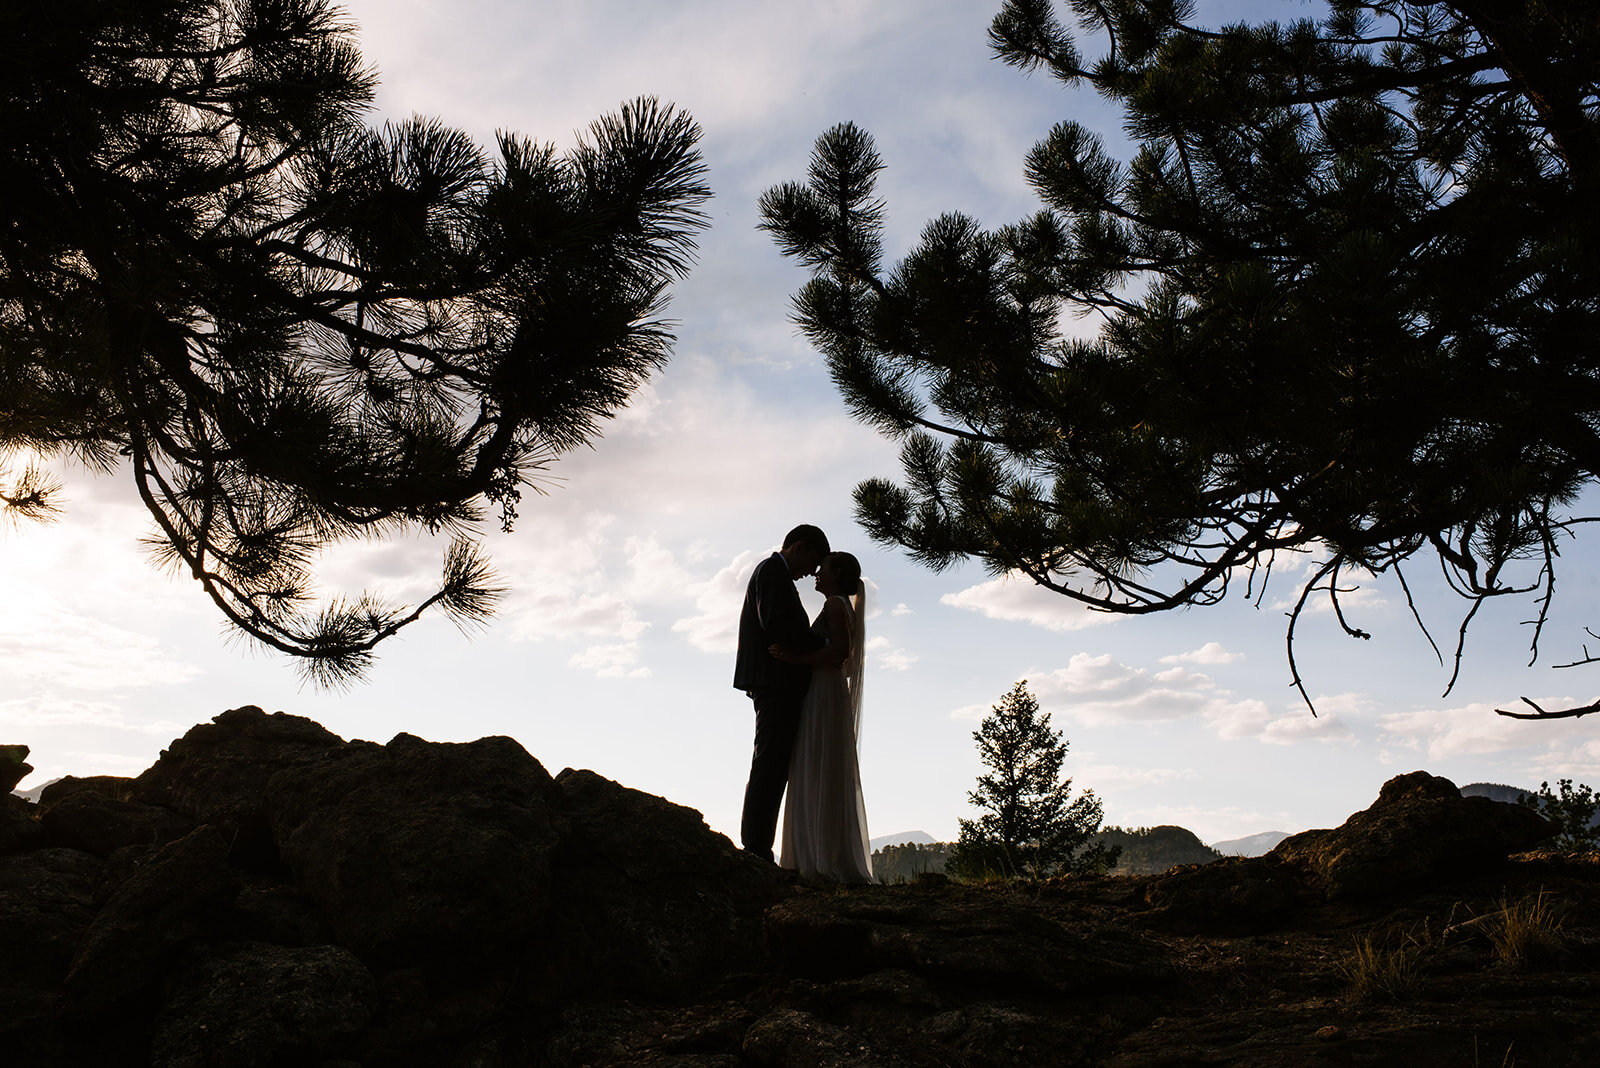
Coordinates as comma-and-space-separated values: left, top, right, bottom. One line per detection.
2, 707, 1597, 1066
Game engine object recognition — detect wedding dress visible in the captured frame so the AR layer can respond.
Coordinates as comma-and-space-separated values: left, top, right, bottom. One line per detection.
779, 593, 873, 883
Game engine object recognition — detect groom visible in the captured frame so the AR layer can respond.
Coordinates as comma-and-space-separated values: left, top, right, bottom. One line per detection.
733, 523, 829, 861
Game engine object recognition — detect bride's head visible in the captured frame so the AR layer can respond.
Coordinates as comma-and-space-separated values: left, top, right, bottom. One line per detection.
816, 551, 862, 598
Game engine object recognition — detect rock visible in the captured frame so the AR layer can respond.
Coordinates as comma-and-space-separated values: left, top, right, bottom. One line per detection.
133, 707, 347, 868
64, 826, 241, 1016
743, 1008, 893, 1067
539, 767, 789, 1000
0, 848, 105, 1062
265, 732, 560, 966
38, 775, 136, 806
1272, 771, 1556, 900
1, 743, 32, 792
1, 792, 47, 855
37, 789, 193, 857
1138, 856, 1306, 933
0, 847, 102, 987
922, 1003, 1096, 1067
151, 942, 375, 1068
765, 886, 1172, 995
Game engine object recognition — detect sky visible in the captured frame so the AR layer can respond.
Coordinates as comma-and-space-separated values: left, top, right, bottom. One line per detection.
6, 0, 1600, 846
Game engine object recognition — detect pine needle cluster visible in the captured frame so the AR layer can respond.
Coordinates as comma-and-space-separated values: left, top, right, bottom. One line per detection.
0, 1, 709, 682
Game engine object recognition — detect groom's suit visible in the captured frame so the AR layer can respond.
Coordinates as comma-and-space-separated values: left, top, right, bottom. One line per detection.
734, 551, 824, 860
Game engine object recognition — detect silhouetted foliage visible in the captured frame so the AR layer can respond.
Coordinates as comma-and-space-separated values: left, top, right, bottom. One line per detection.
762, 1, 1600, 711
946, 681, 1116, 879
1092, 824, 1223, 874
871, 841, 953, 883
0, 1, 709, 684
1519, 778, 1600, 850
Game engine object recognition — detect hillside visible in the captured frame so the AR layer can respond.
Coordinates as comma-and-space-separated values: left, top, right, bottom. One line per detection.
1092, 825, 1225, 874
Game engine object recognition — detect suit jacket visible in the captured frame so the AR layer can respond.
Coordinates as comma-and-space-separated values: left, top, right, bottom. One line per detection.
733, 552, 822, 695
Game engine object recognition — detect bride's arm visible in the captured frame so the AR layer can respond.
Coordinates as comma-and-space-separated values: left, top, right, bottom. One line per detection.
770, 598, 850, 666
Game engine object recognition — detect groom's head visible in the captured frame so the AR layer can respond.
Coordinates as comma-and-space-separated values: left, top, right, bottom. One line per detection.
781, 524, 830, 579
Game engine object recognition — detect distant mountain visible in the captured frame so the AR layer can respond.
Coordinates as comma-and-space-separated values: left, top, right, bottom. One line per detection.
870, 830, 934, 851
1460, 782, 1533, 805
1211, 831, 1290, 857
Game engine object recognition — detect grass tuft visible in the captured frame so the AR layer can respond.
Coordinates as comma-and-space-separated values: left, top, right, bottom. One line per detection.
1484, 890, 1566, 971
1339, 931, 1424, 1001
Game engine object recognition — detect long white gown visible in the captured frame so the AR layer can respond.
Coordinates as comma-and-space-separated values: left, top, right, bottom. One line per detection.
779, 594, 873, 883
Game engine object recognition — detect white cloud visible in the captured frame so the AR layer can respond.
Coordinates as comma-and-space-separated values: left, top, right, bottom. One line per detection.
1203, 700, 1356, 746
865, 636, 917, 672
1376, 699, 1581, 759
1160, 642, 1242, 666
941, 574, 1118, 633
623, 534, 696, 603
0, 695, 185, 736
1028, 653, 1216, 724
673, 550, 765, 654
0, 603, 202, 692
568, 643, 650, 679
891, 603, 913, 616
1076, 763, 1202, 791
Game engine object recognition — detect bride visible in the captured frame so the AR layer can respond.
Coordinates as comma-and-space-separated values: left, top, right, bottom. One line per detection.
769, 551, 873, 883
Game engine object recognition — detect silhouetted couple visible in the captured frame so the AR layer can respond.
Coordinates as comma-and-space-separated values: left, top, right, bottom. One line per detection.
734, 524, 873, 883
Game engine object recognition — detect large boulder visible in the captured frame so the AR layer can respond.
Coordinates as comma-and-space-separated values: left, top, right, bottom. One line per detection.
538, 767, 789, 1000
133, 707, 347, 868
63, 826, 241, 1016
264, 732, 560, 966
1272, 770, 1555, 900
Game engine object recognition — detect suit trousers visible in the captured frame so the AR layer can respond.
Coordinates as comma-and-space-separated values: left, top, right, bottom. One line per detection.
739, 684, 806, 860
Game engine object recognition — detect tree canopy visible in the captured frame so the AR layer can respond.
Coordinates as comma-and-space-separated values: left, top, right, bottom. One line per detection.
0, 0, 710, 683
761, 0, 1600, 713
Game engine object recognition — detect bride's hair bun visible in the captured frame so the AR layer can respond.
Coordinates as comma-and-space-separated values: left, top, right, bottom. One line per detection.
826, 551, 862, 596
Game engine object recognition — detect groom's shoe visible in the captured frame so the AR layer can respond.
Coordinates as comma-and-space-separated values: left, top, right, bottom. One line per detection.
741, 846, 775, 864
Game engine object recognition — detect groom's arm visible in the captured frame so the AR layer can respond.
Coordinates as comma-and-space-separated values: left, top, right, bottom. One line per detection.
756, 558, 824, 652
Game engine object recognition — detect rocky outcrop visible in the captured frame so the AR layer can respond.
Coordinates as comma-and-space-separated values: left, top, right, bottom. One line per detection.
2, 721, 1592, 1067
264, 731, 561, 964
2, 706, 790, 1065
1272, 770, 1554, 900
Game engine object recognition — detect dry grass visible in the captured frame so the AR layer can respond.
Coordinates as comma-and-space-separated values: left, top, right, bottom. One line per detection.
1484, 890, 1566, 971
1339, 930, 1425, 1002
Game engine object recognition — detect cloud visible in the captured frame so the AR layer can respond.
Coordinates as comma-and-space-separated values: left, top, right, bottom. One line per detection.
1160, 642, 1242, 666
673, 550, 764, 654
941, 574, 1119, 633
1008, 652, 1357, 744
568, 643, 650, 679
1376, 699, 1580, 759
891, 603, 913, 616
0, 695, 185, 736
0, 603, 202, 692
1028, 653, 1217, 724
623, 534, 696, 603
1203, 700, 1356, 746
865, 636, 917, 672
1076, 763, 1202, 792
